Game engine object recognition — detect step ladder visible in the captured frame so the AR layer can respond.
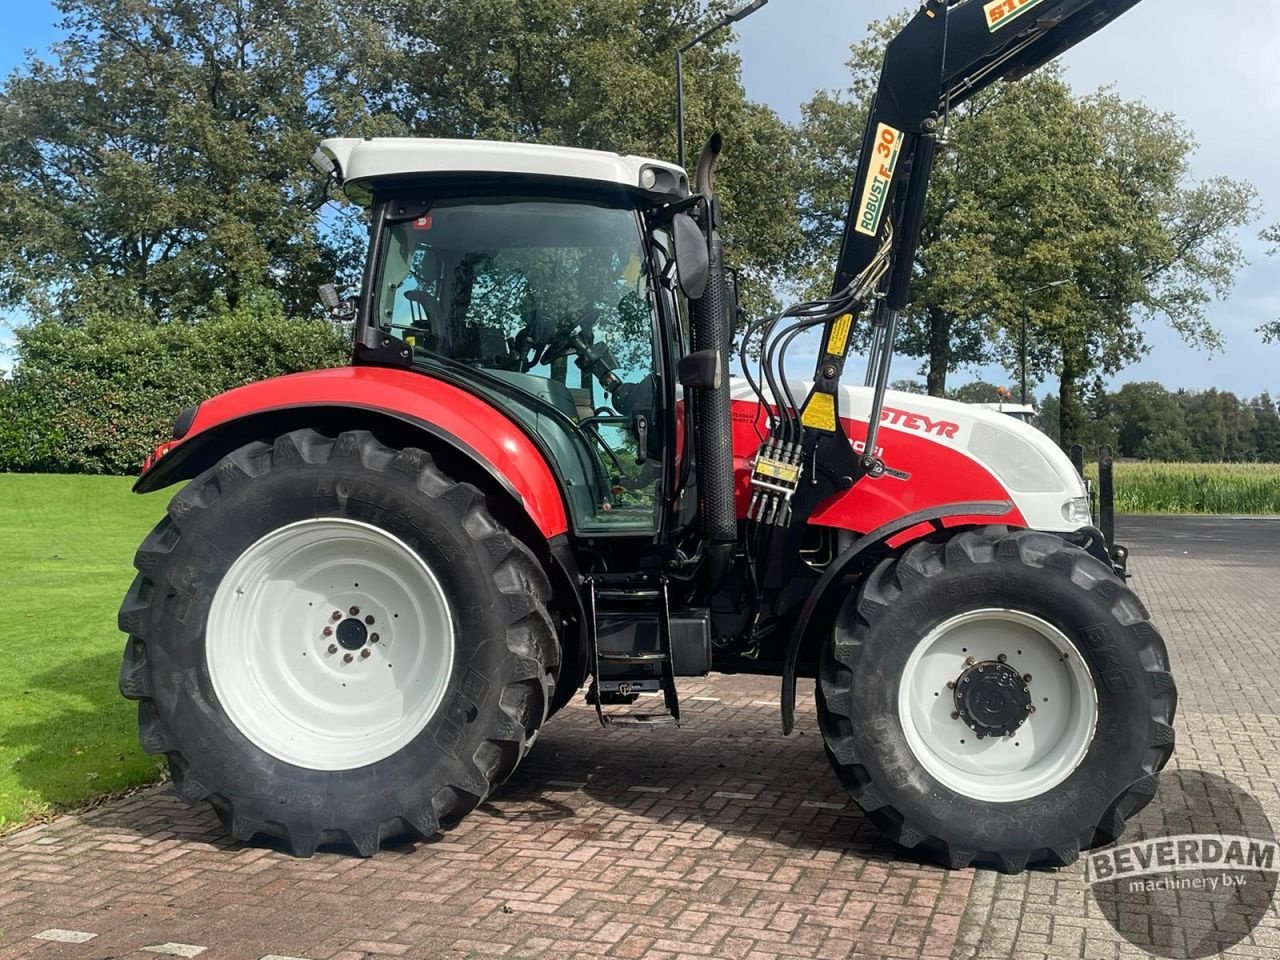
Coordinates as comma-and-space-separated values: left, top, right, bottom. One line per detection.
586, 574, 681, 727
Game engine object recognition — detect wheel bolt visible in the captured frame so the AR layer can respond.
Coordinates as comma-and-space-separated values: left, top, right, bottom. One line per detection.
946, 680, 955, 689
349, 606, 360, 616
360, 648, 371, 659
327, 644, 338, 655
322, 626, 332, 636
1023, 673, 1032, 683
997, 653, 1007, 663
965, 656, 976, 666
332, 610, 342, 621
343, 653, 353, 664
370, 633, 380, 643
950, 711, 960, 720
365, 615, 375, 625
1027, 704, 1036, 713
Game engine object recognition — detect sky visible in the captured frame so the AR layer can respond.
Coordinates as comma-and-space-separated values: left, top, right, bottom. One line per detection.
729, 0, 1280, 397
0, 0, 59, 374
1, 0, 1277, 397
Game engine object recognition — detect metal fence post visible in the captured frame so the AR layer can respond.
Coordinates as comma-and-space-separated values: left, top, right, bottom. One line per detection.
1098, 444, 1115, 547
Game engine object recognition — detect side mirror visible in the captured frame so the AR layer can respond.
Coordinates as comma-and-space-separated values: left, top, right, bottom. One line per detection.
725, 266, 744, 326
671, 212, 708, 300
318, 283, 356, 320
677, 349, 722, 390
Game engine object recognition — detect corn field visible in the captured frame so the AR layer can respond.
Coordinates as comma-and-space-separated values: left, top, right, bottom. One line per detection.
1084, 462, 1280, 515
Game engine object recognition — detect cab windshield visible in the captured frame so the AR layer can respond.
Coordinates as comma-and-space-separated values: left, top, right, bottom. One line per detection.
371, 195, 665, 534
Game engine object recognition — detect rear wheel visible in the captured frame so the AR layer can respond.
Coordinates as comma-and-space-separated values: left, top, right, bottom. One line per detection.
817, 526, 1177, 873
118, 429, 559, 856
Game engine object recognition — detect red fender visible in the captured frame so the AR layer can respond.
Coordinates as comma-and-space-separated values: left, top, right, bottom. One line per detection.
139, 366, 570, 539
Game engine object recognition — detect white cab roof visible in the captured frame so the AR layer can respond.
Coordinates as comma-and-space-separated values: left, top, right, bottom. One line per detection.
320, 137, 690, 205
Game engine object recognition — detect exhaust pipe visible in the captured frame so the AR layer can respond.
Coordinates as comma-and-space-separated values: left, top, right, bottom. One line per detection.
688, 135, 735, 591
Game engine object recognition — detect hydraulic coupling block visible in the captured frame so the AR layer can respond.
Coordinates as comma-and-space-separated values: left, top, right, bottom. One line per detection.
747, 437, 803, 527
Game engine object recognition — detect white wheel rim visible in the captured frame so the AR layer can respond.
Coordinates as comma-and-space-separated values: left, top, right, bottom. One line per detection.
897, 608, 1097, 802
207, 518, 454, 771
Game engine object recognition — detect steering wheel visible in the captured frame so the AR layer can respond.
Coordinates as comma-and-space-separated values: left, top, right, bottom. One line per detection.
512, 307, 600, 373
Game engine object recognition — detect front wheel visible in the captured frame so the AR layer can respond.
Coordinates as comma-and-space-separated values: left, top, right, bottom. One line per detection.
118, 429, 559, 856
817, 526, 1177, 873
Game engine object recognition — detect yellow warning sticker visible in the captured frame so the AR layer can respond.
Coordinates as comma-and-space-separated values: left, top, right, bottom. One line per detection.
826, 313, 853, 357
855, 123, 903, 237
800, 391, 838, 432
755, 459, 801, 484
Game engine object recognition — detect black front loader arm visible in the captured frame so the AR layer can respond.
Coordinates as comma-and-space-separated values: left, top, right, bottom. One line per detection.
831, 0, 1142, 297
798, 0, 1143, 454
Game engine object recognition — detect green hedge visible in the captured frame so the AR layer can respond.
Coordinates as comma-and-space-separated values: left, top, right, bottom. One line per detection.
0, 296, 349, 475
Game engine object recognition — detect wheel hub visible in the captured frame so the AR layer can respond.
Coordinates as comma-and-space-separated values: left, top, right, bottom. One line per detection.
953, 659, 1032, 739
896, 608, 1098, 802
335, 617, 368, 650
206, 518, 454, 771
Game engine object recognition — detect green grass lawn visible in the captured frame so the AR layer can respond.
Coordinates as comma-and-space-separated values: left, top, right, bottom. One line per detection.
0, 474, 170, 830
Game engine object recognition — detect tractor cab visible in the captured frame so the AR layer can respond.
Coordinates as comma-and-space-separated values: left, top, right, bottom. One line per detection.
320, 137, 697, 538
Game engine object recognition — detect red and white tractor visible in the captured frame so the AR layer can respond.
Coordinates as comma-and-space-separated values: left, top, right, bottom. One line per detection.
119, 0, 1174, 872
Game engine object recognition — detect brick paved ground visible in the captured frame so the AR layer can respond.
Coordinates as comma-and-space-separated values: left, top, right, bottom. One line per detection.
2, 518, 1277, 960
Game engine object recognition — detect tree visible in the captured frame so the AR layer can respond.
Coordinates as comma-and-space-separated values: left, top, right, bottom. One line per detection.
0, 0, 806, 472
795, 20, 1051, 394
1034, 393, 1061, 445
1020, 91, 1254, 446
794, 19, 1257, 445
1179, 389, 1256, 463
889, 378, 926, 394
948, 381, 1008, 405
1250, 393, 1280, 462
0, 0, 389, 321
1, 0, 802, 328
1105, 382, 1185, 459
347, 0, 803, 319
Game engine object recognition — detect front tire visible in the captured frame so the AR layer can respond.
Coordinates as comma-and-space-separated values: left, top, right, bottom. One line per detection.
118, 429, 559, 856
817, 526, 1176, 873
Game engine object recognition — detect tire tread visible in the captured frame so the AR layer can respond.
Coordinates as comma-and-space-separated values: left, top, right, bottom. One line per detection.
118, 428, 559, 857
818, 525, 1177, 874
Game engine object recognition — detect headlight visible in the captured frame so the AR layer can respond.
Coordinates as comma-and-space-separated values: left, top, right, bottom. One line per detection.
1061, 497, 1092, 526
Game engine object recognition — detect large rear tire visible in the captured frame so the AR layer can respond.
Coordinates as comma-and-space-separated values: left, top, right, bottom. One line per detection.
118, 429, 559, 857
817, 526, 1176, 873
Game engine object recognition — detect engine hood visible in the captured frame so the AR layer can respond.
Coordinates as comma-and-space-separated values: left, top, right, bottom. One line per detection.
729, 379, 1088, 532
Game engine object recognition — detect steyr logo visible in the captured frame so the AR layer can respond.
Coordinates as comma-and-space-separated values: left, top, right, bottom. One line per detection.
880, 406, 959, 440
984, 0, 1046, 31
